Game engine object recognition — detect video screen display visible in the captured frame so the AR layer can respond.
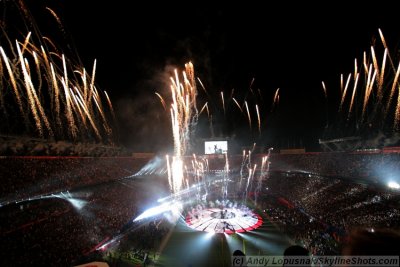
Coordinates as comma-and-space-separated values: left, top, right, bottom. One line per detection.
204, 141, 228, 154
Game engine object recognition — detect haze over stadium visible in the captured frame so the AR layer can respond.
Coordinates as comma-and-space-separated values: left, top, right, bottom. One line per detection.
1, 1, 400, 266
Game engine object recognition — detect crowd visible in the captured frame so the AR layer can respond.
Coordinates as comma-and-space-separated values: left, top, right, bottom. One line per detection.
259, 172, 400, 255
1, 150, 400, 266
0, 157, 149, 204
0, 177, 169, 266
0, 136, 130, 156
268, 152, 400, 181
104, 219, 170, 266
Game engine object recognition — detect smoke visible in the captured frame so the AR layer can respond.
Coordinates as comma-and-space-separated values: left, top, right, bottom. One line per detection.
363, 132, 400, 148
115, 64, 194, 152
115, 95, 170, 152
134, 156, 167, 176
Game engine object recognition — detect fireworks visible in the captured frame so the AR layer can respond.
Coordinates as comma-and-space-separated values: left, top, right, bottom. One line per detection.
160, 62, 276, 197
0, 3, 115, 143
323, 29, 400, 134
271, 88, 280, 112
161, 62, 198, 194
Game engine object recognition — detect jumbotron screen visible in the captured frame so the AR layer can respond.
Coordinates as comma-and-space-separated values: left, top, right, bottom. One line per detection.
204, 141, 228, 154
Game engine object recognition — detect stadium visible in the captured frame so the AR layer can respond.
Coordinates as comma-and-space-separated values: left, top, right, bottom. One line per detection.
1, 1, 400, 267
1, 149, 399, 266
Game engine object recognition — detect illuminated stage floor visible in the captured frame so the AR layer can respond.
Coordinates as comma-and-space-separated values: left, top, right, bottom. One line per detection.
160, 209, 292, 267
185, 206, 263, 234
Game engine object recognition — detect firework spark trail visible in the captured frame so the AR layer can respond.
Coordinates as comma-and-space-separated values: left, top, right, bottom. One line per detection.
60, 54, 78, 137
0, 47, 24, 114
385, 61, 400, 116
244, 164, 256, 204
165, 62, 198, 194
32, 51, 43, 97
254, 148, 273, 204
0, 60, 4, 110
80, 68, 88, 102
222, 153, 229, 201
191, 155, 205, 202
199, 102, 208, 116
240, 150, 253, 202
363, 52, 369, 77
191, 156, 197, 181
371, 46, 380, 84
104, 94, 116, 136
184, 165, 189, 190
186, 63, 199, 132
244, 101, 251, 129
254, 159, 265, 205
104, 90, 116, 121
321, 82, 327, 98
88, 59, 97, 105
251, 142, 256, 152
244, 167, 252, 201
84, 61, 97, 126
378, 48, 388, 95
257, 88, 263, 100
339, 74, 351, 112
92, 90, 104, 125
76, 95, 101, 139
354, 59, 358, 79
155, 92, 167, 111
347, 73, 359, 120
166, 155, 173, 191
202, 157, 209, 201
20, 32, 32, 55
16, 42, 44, 136
271, 88, 280, 112
255, 104, 261, 133
42, 37, 59, 54
340, 74, 343, 94
221, 91, 225, 115
73, 88, 90, 130
40, 45, 51, 75
61, 77, 77, 138
369, 48, 389, 121
205, 103, 210, 119
46, 7, 63, 32
370, 46, 385, 103
379, 28, 395, 70
230, 88, 235, 99
70, 90, 87, 129
70, 89, 83, 115
92, 87, 110, 134
232, 97, 243, 113
394, 64, 400, 129
238, 150, 247, 191
250, 77, 255, 89
197, 78, 206, 92
27, 71, 54, 137
361, 64, 376, 122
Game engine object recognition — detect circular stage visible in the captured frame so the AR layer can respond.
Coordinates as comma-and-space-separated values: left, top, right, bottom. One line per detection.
185, 205, 263, 234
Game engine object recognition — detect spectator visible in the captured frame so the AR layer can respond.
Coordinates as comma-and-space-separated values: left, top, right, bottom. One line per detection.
283, 245, 310, 267
342, 228, 400, 256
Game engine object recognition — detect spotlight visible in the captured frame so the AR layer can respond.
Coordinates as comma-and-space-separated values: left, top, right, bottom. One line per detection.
388, 181, 400, 189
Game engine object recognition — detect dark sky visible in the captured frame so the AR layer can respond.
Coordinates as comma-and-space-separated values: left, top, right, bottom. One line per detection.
2, 1, 400, 152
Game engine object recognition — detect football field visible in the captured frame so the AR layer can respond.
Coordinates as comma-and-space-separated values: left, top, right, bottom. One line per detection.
158, 213, 293, 267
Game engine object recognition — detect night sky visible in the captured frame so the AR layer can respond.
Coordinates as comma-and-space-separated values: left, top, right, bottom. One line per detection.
2, 1, 400, 152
